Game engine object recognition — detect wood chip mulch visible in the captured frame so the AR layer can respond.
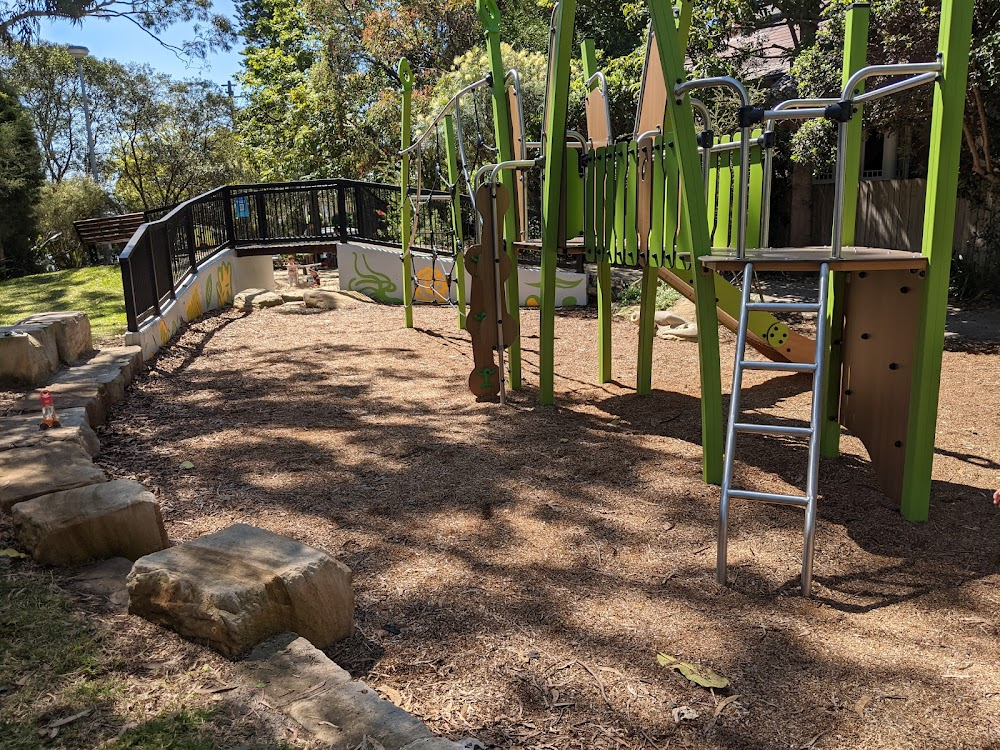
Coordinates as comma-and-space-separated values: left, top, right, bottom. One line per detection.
89, 302, 1000, 749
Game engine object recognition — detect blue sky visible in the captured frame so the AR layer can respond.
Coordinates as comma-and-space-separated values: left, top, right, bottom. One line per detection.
38, 0, 244, 87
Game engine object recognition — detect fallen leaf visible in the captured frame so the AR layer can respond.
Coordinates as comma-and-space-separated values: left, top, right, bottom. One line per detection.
854, 695, 871, 718
179, 460, 195, 470
195, 685, 238, 695
657, 653, 730, 689
799, 731, 826, 749
379, 685, 403, 705
558, 438, 568, 443
672, 705, 699, 723
714, 694, 742, 718
47, 708, 92, 729
0, 548, 28, 559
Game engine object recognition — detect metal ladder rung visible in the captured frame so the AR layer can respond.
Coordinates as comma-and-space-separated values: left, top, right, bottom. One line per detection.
745, 302, 821, 313
733, 423, 812, 437
740, 360, 817, 373
728, 489, 809, 508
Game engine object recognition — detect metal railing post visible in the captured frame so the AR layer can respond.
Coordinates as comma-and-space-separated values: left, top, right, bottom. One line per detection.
337, 182, 349, 240
223, 186, 236, 248
185, 210, 197, 271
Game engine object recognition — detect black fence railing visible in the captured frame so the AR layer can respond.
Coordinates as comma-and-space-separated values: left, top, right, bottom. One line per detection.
119, 178, 569, 333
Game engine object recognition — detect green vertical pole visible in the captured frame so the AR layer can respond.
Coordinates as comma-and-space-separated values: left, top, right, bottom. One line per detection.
478, 0, 521, 389
443, 114, 467, 330
647, 0, 723, 484
399, 59, 414, 329
821, 2, 870, 458
581, 39, 612, 384
636, 265, 659, 394
901, 0, 974, 521
636, 1, 692, 395
537, 0, 577, 405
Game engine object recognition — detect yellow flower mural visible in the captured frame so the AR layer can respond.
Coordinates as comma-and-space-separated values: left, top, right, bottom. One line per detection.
216, 262, 233, 304
185, 289, 204, 321
413, 264, 450, 303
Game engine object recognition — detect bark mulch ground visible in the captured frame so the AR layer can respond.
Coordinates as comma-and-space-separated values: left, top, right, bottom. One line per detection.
63, 302, 1000, 748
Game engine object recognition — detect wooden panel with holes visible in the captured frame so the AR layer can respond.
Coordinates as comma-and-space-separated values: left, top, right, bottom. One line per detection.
840, 267, 925, 501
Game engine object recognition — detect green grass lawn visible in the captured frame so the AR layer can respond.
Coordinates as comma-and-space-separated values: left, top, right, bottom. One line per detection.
0, 267, 127, 342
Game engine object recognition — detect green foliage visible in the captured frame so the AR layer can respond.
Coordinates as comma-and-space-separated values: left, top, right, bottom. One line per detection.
34, 176, 118, 269
0, 266, 126, 340
0, 0, 235, 59
109, 77, 247, 210
0, 77, 43, 279
0, 568, 297, 750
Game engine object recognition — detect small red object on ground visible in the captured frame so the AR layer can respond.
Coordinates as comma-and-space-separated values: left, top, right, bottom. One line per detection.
39, 389, 61, 429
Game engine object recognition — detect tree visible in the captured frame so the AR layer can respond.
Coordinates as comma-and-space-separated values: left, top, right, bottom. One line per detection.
107, 74, 248, 209
34, 175, 118, 269
0, 0, 234, 59
0, 43, 133, 182
791, 0, 1000, 194
0, 77, 43, 278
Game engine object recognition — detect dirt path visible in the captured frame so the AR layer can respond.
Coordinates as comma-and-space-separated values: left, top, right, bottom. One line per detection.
91, 302, 999, 749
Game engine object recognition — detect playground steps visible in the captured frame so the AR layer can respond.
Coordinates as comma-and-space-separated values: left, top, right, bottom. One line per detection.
717, 262, 831, 595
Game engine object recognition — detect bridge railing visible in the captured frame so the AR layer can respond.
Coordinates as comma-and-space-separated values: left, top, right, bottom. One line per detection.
119, 178, 468, 332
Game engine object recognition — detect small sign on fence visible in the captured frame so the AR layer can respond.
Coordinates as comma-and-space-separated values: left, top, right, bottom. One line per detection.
234, 196, 250, 219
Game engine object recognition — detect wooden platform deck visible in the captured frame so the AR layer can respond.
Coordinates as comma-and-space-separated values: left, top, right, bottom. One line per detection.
699, 246, 928, 272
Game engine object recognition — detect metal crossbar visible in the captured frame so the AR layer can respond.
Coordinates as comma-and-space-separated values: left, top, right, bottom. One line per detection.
718, 261, 831, 596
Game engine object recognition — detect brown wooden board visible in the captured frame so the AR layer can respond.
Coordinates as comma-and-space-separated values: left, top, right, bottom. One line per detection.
840, 268, 925, 502
699, 246, 929, 273
585, 88, 610, 148
74, 213, 145, 246
635, 33, 667, 137
466, 185, 515, 399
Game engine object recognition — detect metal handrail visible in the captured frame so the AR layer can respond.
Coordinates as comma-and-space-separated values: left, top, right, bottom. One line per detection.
400, 76, 492, 156
841, 61, 942, 100
675, 76, 752, 258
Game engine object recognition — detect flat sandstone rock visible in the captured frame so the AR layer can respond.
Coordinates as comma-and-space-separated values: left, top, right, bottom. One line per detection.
235, 289, 284, 310
13, 480, 169, 565
127, 523, 353, 658
243, 633, 463, 750
0, 442, 107, 513
303, 290, 359, 310
0, 408, 100, 457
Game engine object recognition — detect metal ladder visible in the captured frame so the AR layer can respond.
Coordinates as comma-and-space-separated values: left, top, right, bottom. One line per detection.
718, 261, 830, 596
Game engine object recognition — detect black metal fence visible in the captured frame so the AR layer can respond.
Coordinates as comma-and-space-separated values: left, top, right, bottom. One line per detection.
119, 178, 554, 333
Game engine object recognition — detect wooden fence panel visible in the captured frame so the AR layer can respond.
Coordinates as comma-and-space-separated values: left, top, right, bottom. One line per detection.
809, 178, 990, 267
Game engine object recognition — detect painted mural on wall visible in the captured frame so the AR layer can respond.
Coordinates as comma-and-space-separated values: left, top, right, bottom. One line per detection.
127, 251, 236, 360
339, 242, 585, 307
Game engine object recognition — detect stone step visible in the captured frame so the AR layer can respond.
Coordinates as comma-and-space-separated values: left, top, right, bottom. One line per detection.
13, 479, 169, 565
304, 289, 360, 310
127, 524, 354, 658
243, 633, 465, 750
8, 345, 143, 426
0, 407, 100, 457
0, 442, 107, 513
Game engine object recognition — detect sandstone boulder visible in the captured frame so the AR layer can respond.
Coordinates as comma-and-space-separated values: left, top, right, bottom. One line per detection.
128, 524, 353, 658
13, 480, 169, 565
0, 326, 59, 386
279, 288, 306, 302
303, 289, 359, 310
0, 442, 107, 513
16, 312, 92, 363
0, 408, 100, 457
234, 289, 284, 311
